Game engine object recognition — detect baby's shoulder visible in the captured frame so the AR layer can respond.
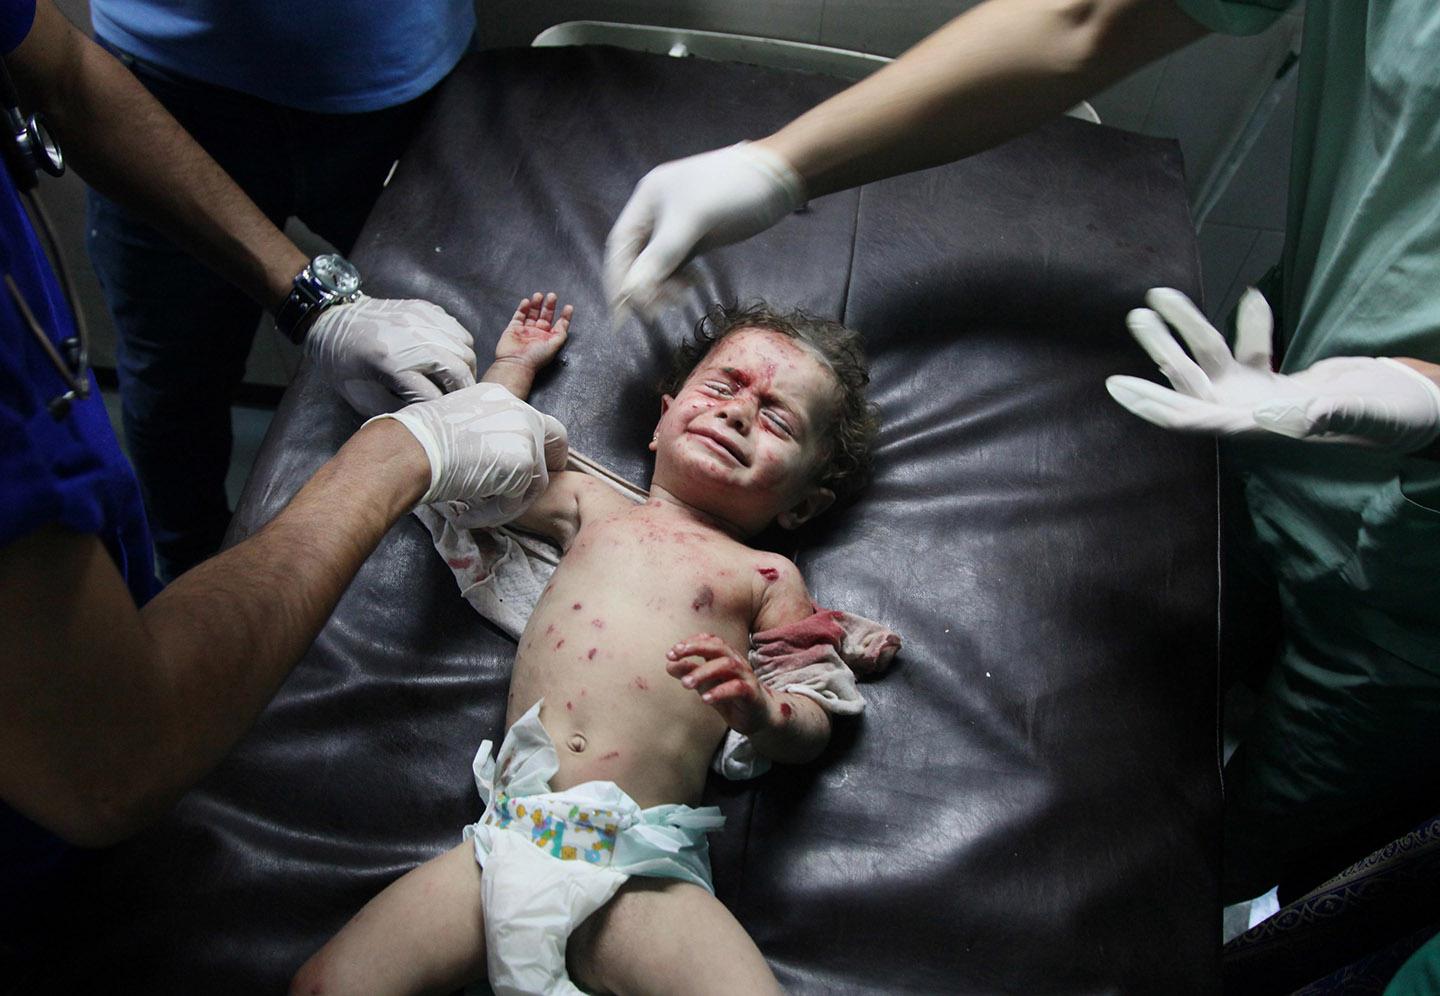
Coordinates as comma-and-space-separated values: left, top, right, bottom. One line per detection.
742, 548, 802, 585
738, 548, 811, 622
570, 474, 640, 518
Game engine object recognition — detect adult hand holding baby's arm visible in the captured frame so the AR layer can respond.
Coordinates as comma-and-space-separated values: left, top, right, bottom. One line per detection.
667, 633, 831, 765
366, 382, 567, 525
482, 292, 572, 401
305, 296, 478, 417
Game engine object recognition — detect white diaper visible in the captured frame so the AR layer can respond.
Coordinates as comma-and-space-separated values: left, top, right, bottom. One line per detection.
463, 700, 723, 996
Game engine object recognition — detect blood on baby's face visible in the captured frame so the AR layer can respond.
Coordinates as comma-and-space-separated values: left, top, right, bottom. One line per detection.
649, 328, 838, 531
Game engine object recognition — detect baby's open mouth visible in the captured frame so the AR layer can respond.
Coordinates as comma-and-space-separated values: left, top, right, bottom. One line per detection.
688, 427, 748, 466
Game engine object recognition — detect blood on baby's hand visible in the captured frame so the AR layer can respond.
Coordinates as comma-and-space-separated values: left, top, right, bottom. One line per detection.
495, 291, 572, 368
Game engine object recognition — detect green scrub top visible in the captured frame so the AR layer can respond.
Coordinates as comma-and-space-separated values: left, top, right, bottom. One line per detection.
1172, 0, 1440, 674
1385, 931, 1440, 996
1168, 3, 1439, 890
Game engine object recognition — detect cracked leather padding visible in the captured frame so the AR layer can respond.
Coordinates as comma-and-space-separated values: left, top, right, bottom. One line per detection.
48, 47, 1219, 994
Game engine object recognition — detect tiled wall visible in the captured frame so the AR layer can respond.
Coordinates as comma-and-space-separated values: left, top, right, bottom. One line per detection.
43, 0, 1304, 386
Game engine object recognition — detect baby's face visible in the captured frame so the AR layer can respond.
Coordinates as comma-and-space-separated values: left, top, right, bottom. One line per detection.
650, 328, 839, 534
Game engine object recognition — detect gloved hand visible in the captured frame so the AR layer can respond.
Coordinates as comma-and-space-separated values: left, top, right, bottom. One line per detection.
306, 294, 478, 416
1106, 287, 1440, 452
368, 382, 568, 525
604, 142, 806, 318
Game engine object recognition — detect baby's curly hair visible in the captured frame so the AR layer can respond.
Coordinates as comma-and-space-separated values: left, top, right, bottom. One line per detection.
658, 302, 879, 506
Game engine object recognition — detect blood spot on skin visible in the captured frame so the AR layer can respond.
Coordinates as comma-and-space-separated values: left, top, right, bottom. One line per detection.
691, 586, 715, 612
566, 701, 573, 711
757, 567, 779, 582
599, 751, 620, 761
545, 624, 556, 635
780, 702, 793, 720
554, 639, 565, 650
587, 648, 597, 660
591, 618, 605, 629
632, 676, 650, 691
572, 603, 582, 611
446, 557, 473, 570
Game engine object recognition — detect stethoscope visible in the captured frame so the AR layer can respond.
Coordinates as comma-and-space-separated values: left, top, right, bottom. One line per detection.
1, 54, 88, 419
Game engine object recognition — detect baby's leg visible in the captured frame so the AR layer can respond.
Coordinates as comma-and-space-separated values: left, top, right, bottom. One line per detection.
569, 878, 782, 996
290, 842, 486, 996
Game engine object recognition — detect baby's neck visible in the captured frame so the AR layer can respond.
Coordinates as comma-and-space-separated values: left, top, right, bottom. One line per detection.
642, 485, 752, 541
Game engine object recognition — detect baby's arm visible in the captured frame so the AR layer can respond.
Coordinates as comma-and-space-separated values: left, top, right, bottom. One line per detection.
508, 470, 624, 551
472, 291, 608, 546
665, 561, 831, 765
481, 291, 572, 400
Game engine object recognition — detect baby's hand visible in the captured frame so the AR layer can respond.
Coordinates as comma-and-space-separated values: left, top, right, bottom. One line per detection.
495, 292, 572, 370
666, 633, 775, 736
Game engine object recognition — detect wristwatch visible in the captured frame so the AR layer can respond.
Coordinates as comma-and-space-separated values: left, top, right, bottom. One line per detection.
274, 253, 363, 344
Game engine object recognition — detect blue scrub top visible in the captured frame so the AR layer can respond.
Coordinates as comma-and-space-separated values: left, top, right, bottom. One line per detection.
90, 0, 476, 113
1, 0, 159, 930
0, 0, 33, 53
0, 174, 156, 602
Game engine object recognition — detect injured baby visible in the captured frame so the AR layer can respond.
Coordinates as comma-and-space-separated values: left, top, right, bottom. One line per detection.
293, 293, 898, 996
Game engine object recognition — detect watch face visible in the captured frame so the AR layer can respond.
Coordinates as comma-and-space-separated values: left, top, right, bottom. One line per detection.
311, 254, 361, 295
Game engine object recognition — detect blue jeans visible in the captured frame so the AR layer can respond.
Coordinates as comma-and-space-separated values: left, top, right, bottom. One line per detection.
86, 43, 437, 580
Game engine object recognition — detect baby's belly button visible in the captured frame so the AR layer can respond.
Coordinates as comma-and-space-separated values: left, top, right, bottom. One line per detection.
563, 732, 626, 766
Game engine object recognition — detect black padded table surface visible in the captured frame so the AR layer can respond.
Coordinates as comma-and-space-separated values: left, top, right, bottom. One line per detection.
45, 47, 1218, 994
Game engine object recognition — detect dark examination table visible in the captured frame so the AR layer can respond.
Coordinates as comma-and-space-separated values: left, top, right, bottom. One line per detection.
45, 46, 1219, 994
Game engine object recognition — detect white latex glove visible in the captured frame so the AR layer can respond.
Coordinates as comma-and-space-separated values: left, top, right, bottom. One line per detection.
306, 294, 478, 416
604, 141, 806, 318
1106, 287, 1440, 453
368, 382, 568, 525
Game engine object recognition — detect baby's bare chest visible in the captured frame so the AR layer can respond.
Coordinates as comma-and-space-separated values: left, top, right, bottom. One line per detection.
558, 509, 762, 619
513, 509, 768, 683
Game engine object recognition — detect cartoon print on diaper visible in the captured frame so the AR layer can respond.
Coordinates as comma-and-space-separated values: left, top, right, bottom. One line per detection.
488, 792, 621, 865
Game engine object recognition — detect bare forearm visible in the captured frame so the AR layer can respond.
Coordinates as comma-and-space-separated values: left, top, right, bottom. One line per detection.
1394, 357, 1440, 387
0, 421, 426, 846
12, 1, 305, 309
1394, 358, 1440, 461
481, 358, 538, 400
758, 0, 1206, 199
747, 691, 831, 765
134, 422, 427, 786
